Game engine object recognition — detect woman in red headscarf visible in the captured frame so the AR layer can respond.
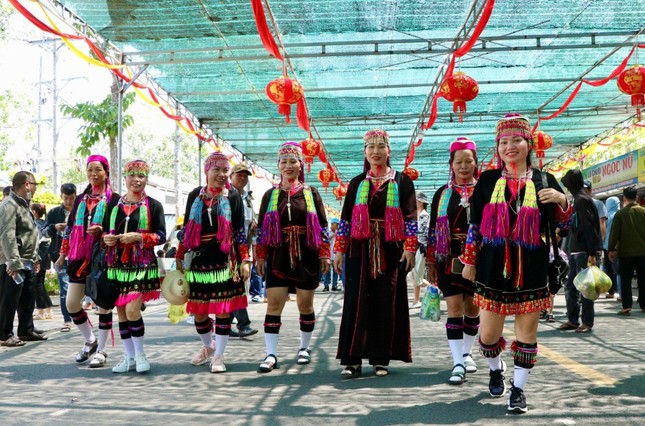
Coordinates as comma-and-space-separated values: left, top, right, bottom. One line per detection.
102, 160, 166, 374
333, 129, 417, 378
461, 114, 571, 413
55, 154, 120, 368
427, 137, 481, 385
255, 142, 330, 373
175, 151, 251, 373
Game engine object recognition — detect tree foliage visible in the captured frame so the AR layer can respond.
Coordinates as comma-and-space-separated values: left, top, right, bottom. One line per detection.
59, 92, 135, 157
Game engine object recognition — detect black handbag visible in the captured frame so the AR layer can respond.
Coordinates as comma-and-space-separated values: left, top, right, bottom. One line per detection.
85, 242, 119, 310
541, 172, 569, 295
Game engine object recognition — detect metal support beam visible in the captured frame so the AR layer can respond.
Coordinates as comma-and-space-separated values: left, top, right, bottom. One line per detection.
122, 31, 639, 66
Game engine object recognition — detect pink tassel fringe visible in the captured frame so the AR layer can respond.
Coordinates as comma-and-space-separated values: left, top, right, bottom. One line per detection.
435, 216, 451, 259
351, 204, 371, 239
306, 212, 322, 249
384, 206, 405, 242
217, 216, 232, 254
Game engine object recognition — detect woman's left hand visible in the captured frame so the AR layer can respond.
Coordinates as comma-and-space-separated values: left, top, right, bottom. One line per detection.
538, 188, 566, 208
240, 262, 251, 281
320, 259, 331, 276
86, 225, 103, 237
119, 232, 142, 245
400, 251, 415, 273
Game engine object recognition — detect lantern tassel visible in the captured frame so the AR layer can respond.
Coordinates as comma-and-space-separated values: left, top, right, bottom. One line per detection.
278, 103, 292, 123
454, 101, 467, 122
632, 95, 644, 120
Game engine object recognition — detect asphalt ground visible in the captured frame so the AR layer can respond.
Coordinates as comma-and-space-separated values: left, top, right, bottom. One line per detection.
1, 285, 644, 426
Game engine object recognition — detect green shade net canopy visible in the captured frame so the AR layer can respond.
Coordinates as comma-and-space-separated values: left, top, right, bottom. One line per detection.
40, 0, 645, 204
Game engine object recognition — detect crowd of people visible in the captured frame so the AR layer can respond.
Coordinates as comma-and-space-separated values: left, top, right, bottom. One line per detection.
1, 113, 644, 415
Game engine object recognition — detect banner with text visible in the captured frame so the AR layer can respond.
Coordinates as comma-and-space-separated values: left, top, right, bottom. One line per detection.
584, 150, 639, 194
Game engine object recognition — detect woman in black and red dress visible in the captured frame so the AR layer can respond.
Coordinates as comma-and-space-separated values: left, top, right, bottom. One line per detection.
175, 151, 251, 373
103, 160, 165, 374
461, 114, 571, 413
55, 154, 120, 368
333, 129, 417, 378
255, 142, 330, 373
427, 137, 480, 385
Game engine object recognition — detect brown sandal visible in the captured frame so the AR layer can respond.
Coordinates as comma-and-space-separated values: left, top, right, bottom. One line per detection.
575, 325, 592, 333
617, 308, 632, 316
1, 336, 26, 347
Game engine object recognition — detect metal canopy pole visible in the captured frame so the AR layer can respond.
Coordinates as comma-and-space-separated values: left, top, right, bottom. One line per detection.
116, 59, 148, 194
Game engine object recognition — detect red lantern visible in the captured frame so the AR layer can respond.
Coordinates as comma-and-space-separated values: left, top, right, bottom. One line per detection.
265, 75, 304, 123
403, 166, 419, 181
300, 137, 321, 173
532, 130, 553, 168
439, 71, 479, 122
318, 167, 335, 194
333, 183, 347, 201
617, 65, 645, 120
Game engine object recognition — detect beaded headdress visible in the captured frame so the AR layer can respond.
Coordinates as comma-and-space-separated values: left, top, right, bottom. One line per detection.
496, 114, 533, 145
204, 151, 230, 174
363, 129, 390, 146
277, 141, 305, 183
124, 159, 150, 176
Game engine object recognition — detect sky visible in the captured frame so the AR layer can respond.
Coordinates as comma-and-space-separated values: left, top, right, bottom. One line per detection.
0, 8, 176, 185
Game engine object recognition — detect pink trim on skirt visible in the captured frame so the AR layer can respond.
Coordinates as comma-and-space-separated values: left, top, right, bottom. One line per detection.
115, 290, 161, 307
186, 294, 248, 316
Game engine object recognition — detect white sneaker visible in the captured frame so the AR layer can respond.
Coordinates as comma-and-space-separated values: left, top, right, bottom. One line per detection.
135, 353, 151, 373
191, 344, 215, 366
112, 356, 135, 373
89, 351, 107, 368
210, 354, 226, 373
409, 302, 422, 309
251, 295, 262, 303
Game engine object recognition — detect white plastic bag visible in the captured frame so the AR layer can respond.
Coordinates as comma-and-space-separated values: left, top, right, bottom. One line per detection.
573, 265, 612, 301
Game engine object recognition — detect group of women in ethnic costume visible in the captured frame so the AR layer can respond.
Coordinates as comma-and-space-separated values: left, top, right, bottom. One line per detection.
55, 115, 572, 415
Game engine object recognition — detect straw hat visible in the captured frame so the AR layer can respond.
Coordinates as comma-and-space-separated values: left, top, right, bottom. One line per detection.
161, 270, 190, 305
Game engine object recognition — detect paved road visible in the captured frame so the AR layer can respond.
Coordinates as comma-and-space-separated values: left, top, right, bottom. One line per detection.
1, 287, 644, 425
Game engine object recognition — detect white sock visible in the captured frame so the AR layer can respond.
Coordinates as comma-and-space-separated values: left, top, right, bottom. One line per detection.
122, 338, 135, 359
487, 355, 502, 371
199, 332, 213, 349
463, 334, 477, 356
299, 330, 313, 350
214, 334, 229, 356
131, 335, 145, 356
448, 339, 464, 366
76, 321, 95, 345
265, 332, 279, 356
513, 366, 530, 389
97, 328, 111, 352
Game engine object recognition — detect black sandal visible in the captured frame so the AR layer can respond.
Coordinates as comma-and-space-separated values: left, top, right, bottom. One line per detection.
341, 365, 362, 379
258, 354, 278, 373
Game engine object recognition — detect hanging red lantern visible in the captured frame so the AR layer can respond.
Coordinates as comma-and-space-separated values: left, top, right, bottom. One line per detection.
403, 166, 420, 181
332, 183, 347, 201
532, 130, 553, 169
265, 75, 304, 123
318, 167, 335, 194
300, 137, 321, 173
439, 71, 479, 122
617, 65, 645, 120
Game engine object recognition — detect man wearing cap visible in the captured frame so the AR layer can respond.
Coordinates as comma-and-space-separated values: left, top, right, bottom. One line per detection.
408, 191, 429, 308
229, 162, 259, 338
583, 180, 607, 241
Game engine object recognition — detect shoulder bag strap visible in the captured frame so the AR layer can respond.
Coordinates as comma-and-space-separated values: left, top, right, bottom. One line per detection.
540, 172, 559, 258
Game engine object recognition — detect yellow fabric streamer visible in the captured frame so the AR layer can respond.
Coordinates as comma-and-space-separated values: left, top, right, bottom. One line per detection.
36, 1, 125, 70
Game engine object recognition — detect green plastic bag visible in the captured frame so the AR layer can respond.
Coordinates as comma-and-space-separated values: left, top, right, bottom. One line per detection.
573, 265, 612, 301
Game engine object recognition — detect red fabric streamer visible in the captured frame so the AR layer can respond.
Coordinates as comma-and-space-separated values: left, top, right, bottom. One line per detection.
8, 0, 83, 40
250, 0, 283, 60
454, 0, 496, 58
147, 89, 184, 121
296, 97, 310, 133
